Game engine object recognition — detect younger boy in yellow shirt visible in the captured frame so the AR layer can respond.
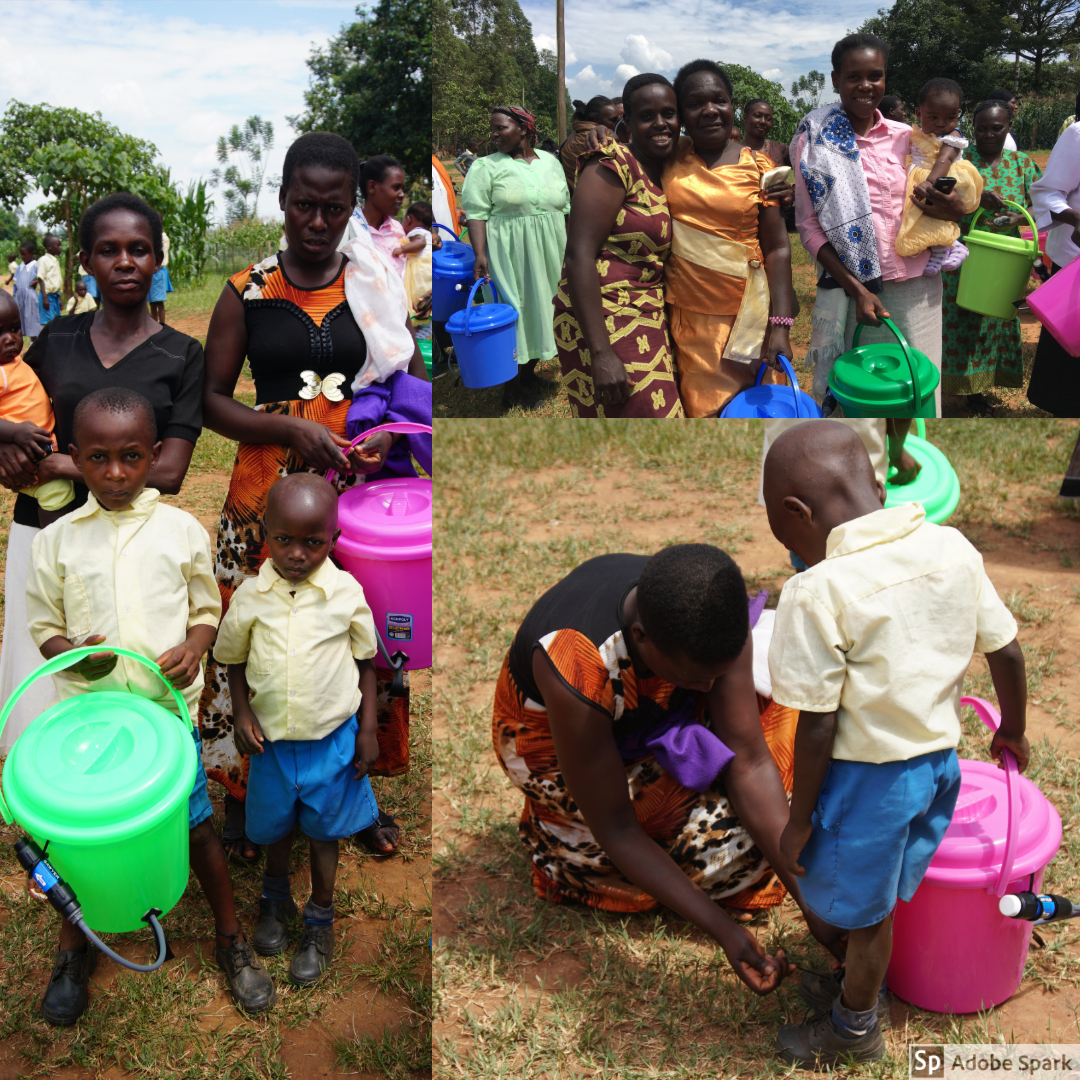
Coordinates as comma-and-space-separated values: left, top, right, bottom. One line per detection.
762, 421, 1028, 1069
214, 472, 383, 987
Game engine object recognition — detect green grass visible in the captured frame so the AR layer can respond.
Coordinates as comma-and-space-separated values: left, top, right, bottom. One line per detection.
433, 418, 1080, 1080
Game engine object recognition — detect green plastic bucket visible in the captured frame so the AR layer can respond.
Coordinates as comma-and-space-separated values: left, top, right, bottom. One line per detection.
956, 200, 1039, 321
0, 647, 196, 933
828, 316, 939, 417
419, 337, 433, 375
883, 420, 961, 523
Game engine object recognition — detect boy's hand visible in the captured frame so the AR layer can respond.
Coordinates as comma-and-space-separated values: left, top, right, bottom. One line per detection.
779, 819, 812, 877
719, 925, 792, 995
156, 643, 202, 689
990, 729, 1030, 773
233, 709, 266, 756
11, 423, 52, 460
69, 634, 118, 681
354, 726, 380, 780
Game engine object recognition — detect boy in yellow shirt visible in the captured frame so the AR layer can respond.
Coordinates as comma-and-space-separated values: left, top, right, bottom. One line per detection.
762, 421, 1028, 1069
33, 234, 63, 324
26, 387, 275, 1024
214, 472, 382, 987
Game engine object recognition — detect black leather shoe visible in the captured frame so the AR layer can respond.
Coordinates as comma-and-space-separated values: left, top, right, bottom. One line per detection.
216, 936, 276, 1014
289, 924, 334, 987
253, 897, 298, 956
40, 947, 96, 1026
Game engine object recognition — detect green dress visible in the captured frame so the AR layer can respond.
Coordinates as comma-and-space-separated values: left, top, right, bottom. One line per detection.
941, 148, 1042, 395
461, 149, 570, 364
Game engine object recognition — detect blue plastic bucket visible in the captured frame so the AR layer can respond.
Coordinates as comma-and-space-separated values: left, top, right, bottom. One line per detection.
720, 355, 822, 418
446, 277, 519, 389
432, 223, 476, 323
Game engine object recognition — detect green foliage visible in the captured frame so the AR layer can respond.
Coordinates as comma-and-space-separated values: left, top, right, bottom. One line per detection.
292, 0, 431, 188
210, 116, 275, 222
162, 179, 214, 286
1013, 94, 1079, 147
791, 70, 827, 117
0, 101, 165, 294
0, 208, 18, 244
723, 63, 800, 142
204, 217, 282, 276
432, 0, 570, 153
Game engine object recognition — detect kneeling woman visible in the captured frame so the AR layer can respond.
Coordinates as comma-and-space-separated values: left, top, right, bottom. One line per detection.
492, 545, 842, 993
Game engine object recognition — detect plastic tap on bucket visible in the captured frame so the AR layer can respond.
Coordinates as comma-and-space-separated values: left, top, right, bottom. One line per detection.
960, 695, 1020, 897
967, 199, 1039, 258
463, 277, 500, 337
852, 315, 926, 415
0, 646, 192, 825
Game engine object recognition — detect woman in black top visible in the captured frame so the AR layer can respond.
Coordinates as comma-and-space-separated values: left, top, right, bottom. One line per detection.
0, 193, 205, 754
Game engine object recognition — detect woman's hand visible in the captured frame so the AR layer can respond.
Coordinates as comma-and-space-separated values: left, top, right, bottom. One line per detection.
473, 253, 490, 281
34, 451, 72, 484
349, 430, 396, 474
286, 417, 353, 474
980, 188, 1006, 212
582, 125, 615, 153
912, 184, 967, 222
718, 924, 792, 995
854, 289, 890, 327
593, 345, 631, 408
0, 442, 39, 489
763, 181, 795, 210
763, 326, 793, 371
414, 291, 433, 318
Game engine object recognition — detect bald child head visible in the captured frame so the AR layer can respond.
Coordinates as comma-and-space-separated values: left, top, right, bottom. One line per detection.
763, 421, 885, 568
265, 472, 339, 529
263, 474, 341, 584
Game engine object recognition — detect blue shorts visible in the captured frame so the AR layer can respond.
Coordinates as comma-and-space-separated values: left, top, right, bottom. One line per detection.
245, 714, 379, 845
38, 292, 60, 324
148, 266, 174, 303
188, 727, 214, 831
799, 749, 961, 929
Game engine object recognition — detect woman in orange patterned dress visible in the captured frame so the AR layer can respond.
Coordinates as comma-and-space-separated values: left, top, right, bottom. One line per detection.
492, 546, 845, 995
201, 133, 422, 861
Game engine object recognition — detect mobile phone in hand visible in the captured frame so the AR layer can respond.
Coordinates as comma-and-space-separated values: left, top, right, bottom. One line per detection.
933, 176, 957, 194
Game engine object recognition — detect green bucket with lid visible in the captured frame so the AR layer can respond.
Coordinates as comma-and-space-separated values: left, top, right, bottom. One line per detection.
956, 199, 1039, 321
0, 647, 196, 933
882, 419, 961, 523
828, 315, 939, 417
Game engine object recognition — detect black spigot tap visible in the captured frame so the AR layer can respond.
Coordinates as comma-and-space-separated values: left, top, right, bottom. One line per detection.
14, 837, 84, 923
999, 891, 1077, 924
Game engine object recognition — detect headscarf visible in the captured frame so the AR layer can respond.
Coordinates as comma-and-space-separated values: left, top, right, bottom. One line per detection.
494, 105, 537, 143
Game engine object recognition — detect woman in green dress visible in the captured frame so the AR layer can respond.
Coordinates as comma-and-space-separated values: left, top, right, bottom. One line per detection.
940, 101, 1042, 413
462, 106, 571, 410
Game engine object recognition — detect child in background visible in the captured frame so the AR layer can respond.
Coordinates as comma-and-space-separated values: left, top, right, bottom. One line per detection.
0, 291, 74, 526
25, 387, 275, 1024
33, 234, 63, 325
398, 201, 433, 340
880, 95, 907, 124
214, 473, 383, 987
761, 421, 1028, 1068
895, 78, 985, 274
5, 250, 16, 285
13, 240, 41, 340
63, 279, 96, 316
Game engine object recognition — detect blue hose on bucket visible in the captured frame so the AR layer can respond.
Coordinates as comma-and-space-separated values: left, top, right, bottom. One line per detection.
15, 836, 168, 973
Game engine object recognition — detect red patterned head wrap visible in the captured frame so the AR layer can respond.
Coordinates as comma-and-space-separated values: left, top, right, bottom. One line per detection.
493, 105, 537, 143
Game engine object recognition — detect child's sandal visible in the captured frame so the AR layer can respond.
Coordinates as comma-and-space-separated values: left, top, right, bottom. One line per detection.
354, 812, 400, 855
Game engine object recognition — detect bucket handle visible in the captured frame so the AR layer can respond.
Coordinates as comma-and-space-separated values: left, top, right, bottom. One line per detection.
463, 277, 500, 338
852, 315, 925, 416
961, 695, 1020, 897
432, 222, 461, 241
0, 646, 193, 825
969, 198, 1039, 255
753, 354, 805, 418
325, 422, 434, 486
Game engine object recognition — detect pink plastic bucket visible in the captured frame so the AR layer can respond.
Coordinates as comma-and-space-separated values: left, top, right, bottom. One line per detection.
889, 697, 1062, 1013
1020, 227, 1048, 259
1027, 257, 1080, 357
329, 423, 432, 671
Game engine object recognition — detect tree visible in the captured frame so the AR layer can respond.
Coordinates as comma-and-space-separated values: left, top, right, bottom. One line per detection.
791, 71, 826, 116
161, 179, 214, 286
211, 116, 275, 222
0, 101, 163, 293
717, 63, 801, 141
292, 0, 430, 188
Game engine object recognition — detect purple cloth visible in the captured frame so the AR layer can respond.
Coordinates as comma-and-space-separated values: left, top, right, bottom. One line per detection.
344, 371, 433, 481
748, 589, 770, 628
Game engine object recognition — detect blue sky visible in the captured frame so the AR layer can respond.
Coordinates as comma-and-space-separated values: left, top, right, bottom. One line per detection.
0, 0, 360, 220
521, 0, 877, 106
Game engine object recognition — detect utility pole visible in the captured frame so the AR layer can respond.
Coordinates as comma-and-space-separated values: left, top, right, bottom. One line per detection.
557, 0, 566, 142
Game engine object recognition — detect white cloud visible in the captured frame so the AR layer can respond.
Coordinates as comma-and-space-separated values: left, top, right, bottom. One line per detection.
533, 33, 576, 64
614, 64, 639, 82
567, 65, 614, 93
620, 34, 674, 71
762, 68, 783, 79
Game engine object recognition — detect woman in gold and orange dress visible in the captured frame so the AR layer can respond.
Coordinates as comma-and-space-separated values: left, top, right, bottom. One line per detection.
201, 133, 418, 861
665, 61, 796, 416
492, 548, 845, 995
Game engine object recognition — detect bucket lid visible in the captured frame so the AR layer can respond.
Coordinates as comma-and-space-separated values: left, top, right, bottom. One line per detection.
722, 385, 818, 418
923, 758, 1062, 889
830, 342, 939, 407
2, 692, 196, 844
336, 478, 432, 560
883, 433, 960, 523
433, 241, 475, 277
446, 301, 518, 334
965, 229, 1037, 255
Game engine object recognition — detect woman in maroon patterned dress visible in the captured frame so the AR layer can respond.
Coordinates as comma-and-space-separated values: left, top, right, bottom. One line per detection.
555, 74, 683, 417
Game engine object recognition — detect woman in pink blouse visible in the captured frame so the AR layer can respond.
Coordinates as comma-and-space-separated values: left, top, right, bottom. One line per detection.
792, 34, 967, 415
359, 155, 408, 279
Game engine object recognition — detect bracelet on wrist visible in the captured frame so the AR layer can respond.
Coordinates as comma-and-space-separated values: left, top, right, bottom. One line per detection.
768, 315, 795, 327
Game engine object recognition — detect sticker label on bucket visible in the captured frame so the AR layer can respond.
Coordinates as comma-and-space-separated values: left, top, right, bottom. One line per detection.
387, 613, 413, 642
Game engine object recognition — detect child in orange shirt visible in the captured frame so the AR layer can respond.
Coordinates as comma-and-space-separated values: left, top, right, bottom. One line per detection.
0, 291, 74, 525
